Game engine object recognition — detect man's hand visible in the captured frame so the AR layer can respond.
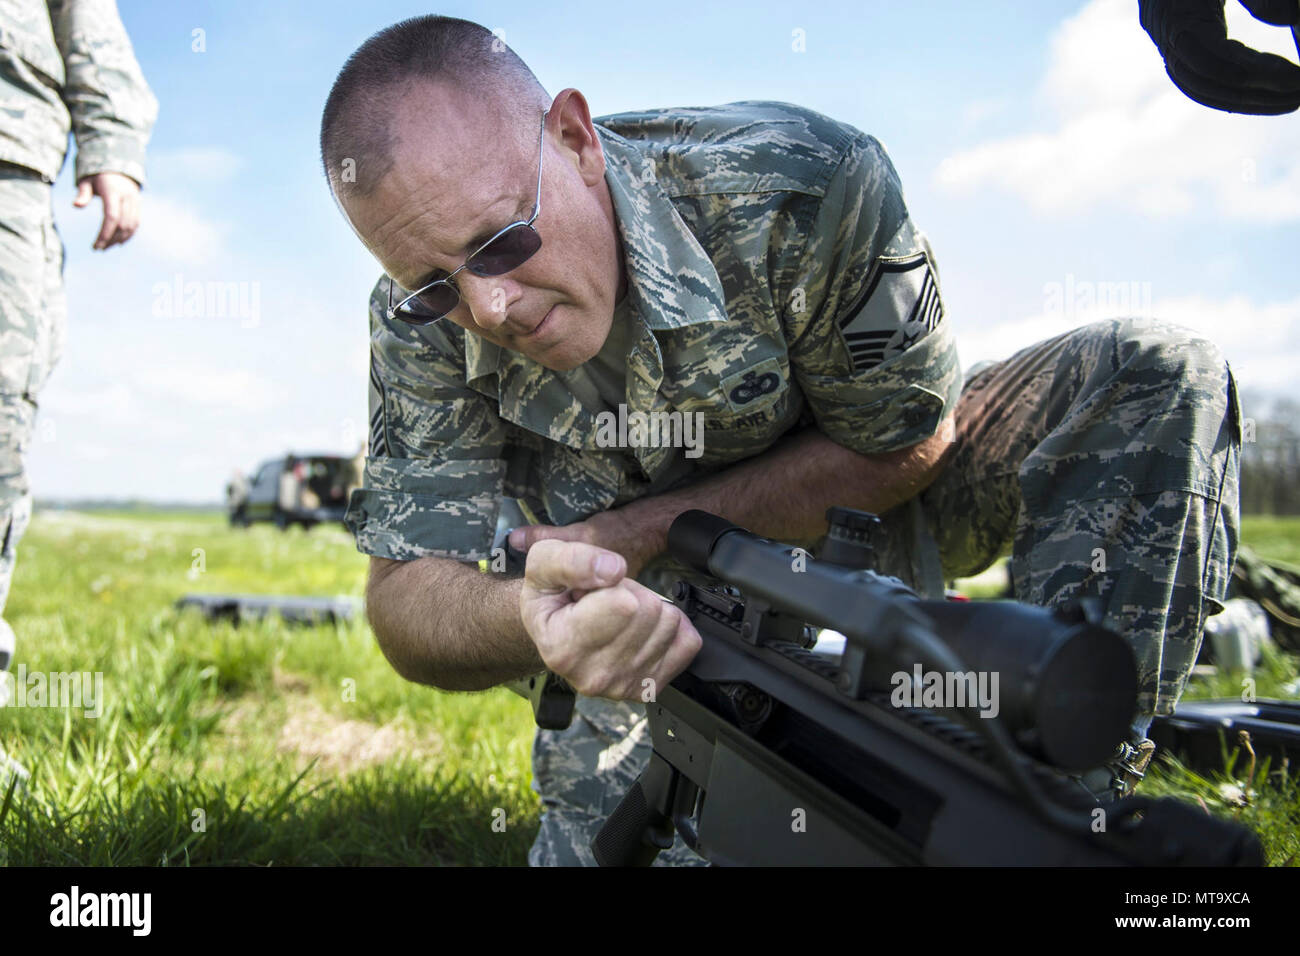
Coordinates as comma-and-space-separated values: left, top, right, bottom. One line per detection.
1140, 0, 1300, 114
518, 539, 701, 700
73, 172, 142, 250
509, 507, 661, 582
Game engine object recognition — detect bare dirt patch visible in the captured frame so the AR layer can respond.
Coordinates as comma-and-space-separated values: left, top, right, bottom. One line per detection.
277, 697, 441, 776
213, 668, 443, 777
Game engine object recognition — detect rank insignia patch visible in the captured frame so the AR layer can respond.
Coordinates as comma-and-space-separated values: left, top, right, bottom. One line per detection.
838, 253, 944, 372
369, 354, 389, 457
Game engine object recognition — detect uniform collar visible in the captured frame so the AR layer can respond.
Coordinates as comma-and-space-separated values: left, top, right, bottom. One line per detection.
463, 123, 728, 388
595, 124, 730, 332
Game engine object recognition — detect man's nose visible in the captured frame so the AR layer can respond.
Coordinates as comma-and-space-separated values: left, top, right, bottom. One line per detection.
457, 273, 520, 332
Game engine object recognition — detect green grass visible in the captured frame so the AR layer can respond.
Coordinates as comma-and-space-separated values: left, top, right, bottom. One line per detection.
1240, 515, 1300, 568
1139, 516, 1300, 866
1142, 631, 1300, 867
2, 510, 1298, 865
0, 511, 537, 865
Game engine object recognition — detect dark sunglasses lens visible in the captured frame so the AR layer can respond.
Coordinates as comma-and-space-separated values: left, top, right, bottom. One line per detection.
469, 225, 541, 276
414, 284, 459, 320
396, 284, 458, 324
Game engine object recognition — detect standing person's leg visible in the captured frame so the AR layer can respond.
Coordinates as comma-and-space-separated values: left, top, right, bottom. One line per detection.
907, 318, 1240, 794
0, 166, 66, 708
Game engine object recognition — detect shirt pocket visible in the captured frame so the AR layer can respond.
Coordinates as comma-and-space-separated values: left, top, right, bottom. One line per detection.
689, 384, 804, 466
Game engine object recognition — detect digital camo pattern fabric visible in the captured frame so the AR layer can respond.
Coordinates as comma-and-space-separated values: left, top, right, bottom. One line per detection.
528, 696, 708, 867
0, 0, 157, 185
529, 317, 1241, 859
867, 318, 1241, 723
0, 169, 63, 403
346, 101, 962, 867
0, 168, 63, 619
346, 100, 962, 562
344, 100, 1237, 861
1, 0, 153, 631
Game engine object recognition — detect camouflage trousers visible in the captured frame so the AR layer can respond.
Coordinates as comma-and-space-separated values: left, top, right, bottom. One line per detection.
875, 316, 1240, 729
528, 695, 709, 866
527, 317, 1240, 865
0, 166, 66, 632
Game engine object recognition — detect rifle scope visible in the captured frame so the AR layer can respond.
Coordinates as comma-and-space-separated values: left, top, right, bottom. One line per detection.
668, 509, 1139, 771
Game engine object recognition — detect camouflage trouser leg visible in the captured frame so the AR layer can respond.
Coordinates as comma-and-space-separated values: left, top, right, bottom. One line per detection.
0, 167, 66, 648
528, 696, 709, 866
872, 317, 1240, 730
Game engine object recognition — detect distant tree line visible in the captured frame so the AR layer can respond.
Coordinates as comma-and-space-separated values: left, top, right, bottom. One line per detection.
1241, 396, 1300, 516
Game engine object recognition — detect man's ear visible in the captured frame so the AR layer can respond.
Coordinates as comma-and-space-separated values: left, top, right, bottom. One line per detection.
550, 88, 606, 186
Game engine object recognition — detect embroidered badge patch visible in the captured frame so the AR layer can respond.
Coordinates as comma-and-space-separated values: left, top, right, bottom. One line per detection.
838, 253, 944, 372
721, 357, 784, 412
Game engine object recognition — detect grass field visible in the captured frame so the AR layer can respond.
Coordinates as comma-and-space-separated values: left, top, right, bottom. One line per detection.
0, 510, 1297, 866
0, 510, 536, 865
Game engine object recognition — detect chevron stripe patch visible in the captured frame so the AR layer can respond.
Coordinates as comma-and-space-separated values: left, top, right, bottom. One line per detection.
838, 253, 944, 372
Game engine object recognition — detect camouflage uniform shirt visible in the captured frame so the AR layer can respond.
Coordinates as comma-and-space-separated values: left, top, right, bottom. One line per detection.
0, 0, 157, 185
346, 101, 963, 565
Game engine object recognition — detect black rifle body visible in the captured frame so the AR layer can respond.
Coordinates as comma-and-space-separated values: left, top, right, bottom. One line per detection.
589, 510, 1264, 866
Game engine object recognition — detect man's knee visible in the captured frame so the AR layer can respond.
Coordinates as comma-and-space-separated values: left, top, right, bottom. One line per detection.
1072, 317, 1239, 470
1108, 317, 1233, 405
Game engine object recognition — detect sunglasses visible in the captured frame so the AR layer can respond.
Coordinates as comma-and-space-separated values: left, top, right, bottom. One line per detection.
386, 109, 549, 326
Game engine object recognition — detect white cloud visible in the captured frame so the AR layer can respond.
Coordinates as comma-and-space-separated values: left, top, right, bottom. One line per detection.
71, 443, 112, 462
957, 292, 1300, 396
958, 97, 1008, 131
350, 338, 369, 378
132, 365, 278, 412
148, 146, 245, 185
936, 0, 1300, 222
135, 194, 229, 265
1040, 0, 1169, 112
43, 383, 141, 425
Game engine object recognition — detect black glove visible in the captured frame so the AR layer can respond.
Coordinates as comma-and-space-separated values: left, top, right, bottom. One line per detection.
1140, 0, 1300, 114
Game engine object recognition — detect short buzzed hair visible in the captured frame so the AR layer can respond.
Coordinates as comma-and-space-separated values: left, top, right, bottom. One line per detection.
320, 15, 549, 201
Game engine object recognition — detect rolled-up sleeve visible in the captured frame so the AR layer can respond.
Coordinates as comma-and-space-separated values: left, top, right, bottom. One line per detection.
345, 278, 508, 562
782, 132, 961, 455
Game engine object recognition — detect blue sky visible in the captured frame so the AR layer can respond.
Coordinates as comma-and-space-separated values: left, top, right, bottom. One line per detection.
29, 0, 1300, 502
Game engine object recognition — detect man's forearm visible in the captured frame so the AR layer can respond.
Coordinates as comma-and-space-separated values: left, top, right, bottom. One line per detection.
367, 422, 952, 691
617, 423, 954, 565
365, 556, 544, 691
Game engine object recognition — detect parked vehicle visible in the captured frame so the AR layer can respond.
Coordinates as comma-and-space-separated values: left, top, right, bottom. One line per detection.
227, 452, 360, 530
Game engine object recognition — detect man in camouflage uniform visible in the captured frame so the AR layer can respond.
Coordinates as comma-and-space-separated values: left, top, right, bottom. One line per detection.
321, 17, 1240, 865
0, 2, 155, 725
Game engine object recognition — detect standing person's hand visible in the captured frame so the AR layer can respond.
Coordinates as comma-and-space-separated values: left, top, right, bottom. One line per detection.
73, 172, 142, 250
